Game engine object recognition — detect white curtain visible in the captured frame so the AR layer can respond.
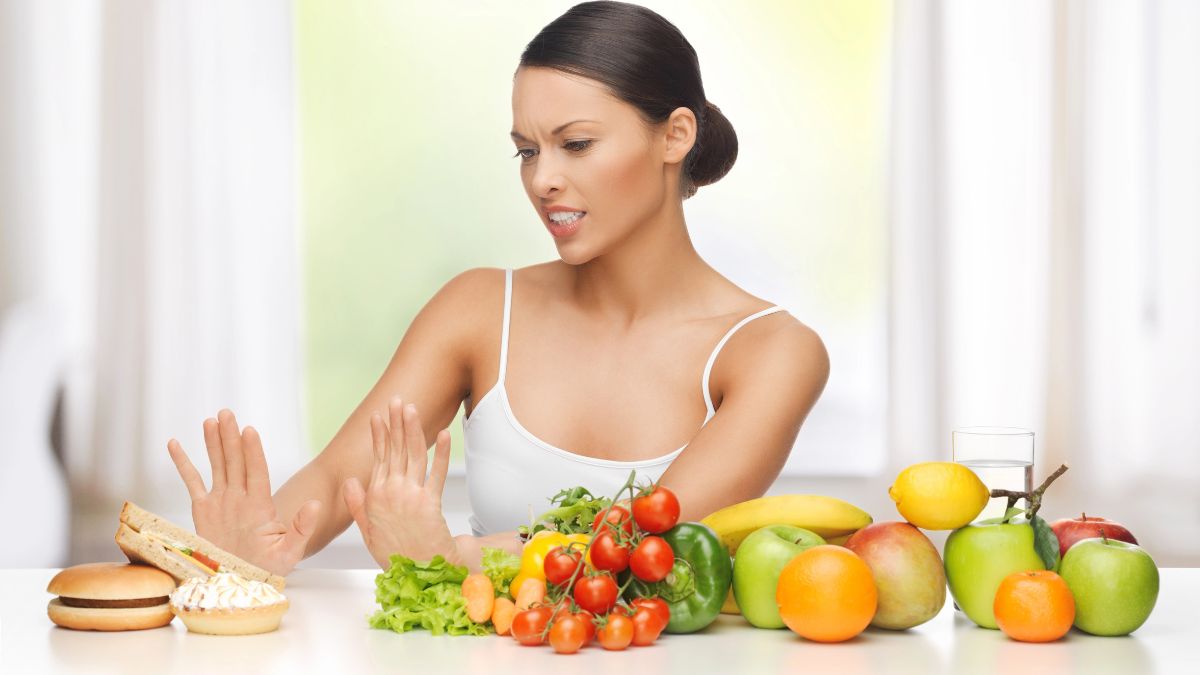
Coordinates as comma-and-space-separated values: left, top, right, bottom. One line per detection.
0, 0, 305, 563
891, 0, 1200, 564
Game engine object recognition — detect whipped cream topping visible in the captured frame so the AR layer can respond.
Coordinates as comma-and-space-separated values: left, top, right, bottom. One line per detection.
170, 572, 286, 610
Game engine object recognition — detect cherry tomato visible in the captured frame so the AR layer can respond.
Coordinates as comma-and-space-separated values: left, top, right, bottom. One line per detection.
589, 530, 631, 573
573, 573, 619, 615
511, 606, 552, 646
597, 613, 634, 651
631, 606, 667, 646
630, 597, 671, 626
575, 608, 597, 643
632, 485, 681, 533
543, 546, 582, 587
549, 614, 589, 654
629, 536, 674, 582
592, 505, 634, 537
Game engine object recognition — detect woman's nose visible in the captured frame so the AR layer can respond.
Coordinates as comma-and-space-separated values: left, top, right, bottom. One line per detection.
530, 152, 565, 197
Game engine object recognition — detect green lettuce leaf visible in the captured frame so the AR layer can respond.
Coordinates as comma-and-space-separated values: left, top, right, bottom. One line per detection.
368, 554, 490, 636
480, 547, 520, 598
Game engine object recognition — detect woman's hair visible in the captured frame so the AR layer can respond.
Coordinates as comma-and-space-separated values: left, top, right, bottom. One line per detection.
519, 1, 737, 199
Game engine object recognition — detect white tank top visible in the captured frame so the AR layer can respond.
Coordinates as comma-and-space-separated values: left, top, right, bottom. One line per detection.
462, 268, 786, 536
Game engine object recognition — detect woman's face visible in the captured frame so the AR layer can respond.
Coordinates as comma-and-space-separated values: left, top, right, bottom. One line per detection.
510, 67, 688, 264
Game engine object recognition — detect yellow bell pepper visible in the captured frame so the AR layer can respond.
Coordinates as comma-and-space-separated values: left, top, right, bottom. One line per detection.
518, 531, 593, 586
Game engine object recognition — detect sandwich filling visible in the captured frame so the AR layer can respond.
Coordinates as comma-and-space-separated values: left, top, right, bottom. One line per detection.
139, 529, 222, 575
170, 572, 286, 611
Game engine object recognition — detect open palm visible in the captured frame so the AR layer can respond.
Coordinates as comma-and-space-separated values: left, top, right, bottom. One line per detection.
342, 397, 459, 569
167, 409, 321, 577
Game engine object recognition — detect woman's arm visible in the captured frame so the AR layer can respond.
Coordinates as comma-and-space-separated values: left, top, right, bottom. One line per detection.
273, 268, 506, 558
169, 268, 506, 575
453, 531, 525, 572
660, 316, 830, 521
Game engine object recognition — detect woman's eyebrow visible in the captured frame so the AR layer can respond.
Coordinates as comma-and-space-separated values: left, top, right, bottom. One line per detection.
510, 119, 599, 142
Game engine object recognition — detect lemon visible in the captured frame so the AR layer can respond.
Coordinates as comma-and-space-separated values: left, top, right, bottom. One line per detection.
888, 462, 990, 530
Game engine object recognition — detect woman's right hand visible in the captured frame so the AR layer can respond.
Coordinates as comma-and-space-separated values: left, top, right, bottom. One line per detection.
167, 409, 322, 577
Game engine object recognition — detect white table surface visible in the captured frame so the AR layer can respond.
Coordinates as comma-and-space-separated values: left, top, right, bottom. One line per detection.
2, 567, 1197, 674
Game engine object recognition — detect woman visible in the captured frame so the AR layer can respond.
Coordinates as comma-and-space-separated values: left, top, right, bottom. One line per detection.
167, 1, 829, 574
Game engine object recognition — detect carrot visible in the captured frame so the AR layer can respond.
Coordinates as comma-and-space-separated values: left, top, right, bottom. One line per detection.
491, 597, 517, 636
462, 574, 495, 624
515, 577, 546, 611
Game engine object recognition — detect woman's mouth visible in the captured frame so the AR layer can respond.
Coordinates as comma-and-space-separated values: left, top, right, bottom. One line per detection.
546, 211, 586, 239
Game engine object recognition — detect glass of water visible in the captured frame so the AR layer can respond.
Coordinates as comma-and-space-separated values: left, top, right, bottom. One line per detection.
952, 427, 1034, 521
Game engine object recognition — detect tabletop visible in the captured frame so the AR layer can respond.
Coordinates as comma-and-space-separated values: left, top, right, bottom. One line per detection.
2, 567, 1197, 674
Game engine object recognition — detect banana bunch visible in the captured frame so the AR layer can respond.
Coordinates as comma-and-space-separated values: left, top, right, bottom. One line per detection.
701, 494, 873, 555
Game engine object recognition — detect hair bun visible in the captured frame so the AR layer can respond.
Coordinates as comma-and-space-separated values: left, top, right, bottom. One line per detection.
684, 101, 738, 198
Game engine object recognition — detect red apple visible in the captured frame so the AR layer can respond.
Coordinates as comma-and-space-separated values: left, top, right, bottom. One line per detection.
1049, 513, 1138, 557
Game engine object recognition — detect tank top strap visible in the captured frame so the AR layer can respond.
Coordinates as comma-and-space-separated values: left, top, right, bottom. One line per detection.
497, 268, 514, 383
701, 305, 788, 417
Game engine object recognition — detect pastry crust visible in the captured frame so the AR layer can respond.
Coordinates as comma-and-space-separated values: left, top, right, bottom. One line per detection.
171, 600, 290, 635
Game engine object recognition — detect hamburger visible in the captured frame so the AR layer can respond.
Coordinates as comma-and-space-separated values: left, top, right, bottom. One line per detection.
47, 562, 176, 631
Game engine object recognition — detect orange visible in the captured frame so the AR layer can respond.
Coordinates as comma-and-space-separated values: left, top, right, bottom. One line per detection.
993, 570, 1076, 642
775, 545, 878, 643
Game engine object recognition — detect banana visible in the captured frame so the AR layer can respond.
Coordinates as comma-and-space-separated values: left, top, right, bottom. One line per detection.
700, 494, 873, 555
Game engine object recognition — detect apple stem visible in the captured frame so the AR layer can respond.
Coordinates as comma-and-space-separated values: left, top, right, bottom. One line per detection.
989, 463, 1070, 521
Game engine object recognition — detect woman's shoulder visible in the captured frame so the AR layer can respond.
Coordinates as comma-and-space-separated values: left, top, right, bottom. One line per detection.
709, 294, 830, 395
428, 267, 507, 310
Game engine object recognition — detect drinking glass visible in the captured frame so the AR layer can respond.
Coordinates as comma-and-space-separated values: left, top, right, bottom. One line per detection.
952, 427, 1034, 521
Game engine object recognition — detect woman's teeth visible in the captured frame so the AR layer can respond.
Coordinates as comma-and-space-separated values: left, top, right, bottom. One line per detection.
549, 211, 585, 224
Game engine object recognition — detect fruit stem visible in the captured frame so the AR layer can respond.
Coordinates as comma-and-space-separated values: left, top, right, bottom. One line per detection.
988, 463, 1070, 521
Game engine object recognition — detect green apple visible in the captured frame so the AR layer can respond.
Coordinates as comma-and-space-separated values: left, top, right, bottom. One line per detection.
1059, 537, 1159, 636
846, 521, 946, 630
943, 517, 1049, 629
732, 525, 825, 628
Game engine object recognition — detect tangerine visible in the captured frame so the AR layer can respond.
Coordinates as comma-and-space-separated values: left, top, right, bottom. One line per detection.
776, 545, 878, 642
993, 570, 1075, 642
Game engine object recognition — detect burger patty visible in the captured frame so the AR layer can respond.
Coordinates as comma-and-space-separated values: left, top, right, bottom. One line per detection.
58, 596, 170, 609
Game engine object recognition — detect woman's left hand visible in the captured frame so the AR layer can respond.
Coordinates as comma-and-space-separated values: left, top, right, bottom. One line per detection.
342, 397, 462, 569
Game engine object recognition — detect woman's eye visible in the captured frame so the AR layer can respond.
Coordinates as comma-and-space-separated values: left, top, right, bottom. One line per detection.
512, 141, 590, 162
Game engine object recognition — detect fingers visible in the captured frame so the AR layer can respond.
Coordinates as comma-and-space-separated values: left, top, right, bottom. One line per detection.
218, 409, 246, 492
167, 439, 207, 501
290, 499, 322, 545
370, 413, 388, 487
405, 404, 429, 483
387, 396, 408, 478
242, 426, 272, 499
202, 417, 227, 490
343, 479, 369, 535
426, 429, 451, 498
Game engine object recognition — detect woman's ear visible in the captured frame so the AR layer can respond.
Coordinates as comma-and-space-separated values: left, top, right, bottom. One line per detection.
662, 106, 698, 164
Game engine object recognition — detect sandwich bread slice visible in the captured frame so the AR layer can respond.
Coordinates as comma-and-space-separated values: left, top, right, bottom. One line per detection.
115, 501, 285, 591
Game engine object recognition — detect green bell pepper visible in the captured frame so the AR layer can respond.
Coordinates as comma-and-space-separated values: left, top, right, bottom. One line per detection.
626, 522, 732, 634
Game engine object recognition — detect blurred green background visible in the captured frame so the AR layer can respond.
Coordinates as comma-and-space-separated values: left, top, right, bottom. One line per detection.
296, 1, 891, 469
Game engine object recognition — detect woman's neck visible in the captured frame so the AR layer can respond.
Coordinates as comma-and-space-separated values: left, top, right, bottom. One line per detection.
569, 200, 714, 324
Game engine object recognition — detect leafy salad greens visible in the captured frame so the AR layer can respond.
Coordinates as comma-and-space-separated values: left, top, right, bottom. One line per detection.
518, 486, 613, 538
369, 548, 522, 636
368, 554, 489, 636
